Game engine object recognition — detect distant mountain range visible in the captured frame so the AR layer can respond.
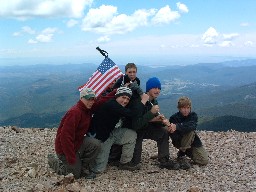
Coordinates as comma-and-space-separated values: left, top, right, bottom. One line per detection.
1, 59, 256, 131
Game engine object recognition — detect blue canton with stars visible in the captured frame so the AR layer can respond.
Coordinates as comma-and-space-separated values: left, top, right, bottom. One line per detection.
97, 58, 116, 74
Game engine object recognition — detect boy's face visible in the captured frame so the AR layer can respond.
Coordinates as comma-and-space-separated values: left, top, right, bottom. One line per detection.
147, 88, 160, 99
126, 67, 137, 81
179, 105, 191, 117
116, 95, 130, 107
81, 98, 95, 109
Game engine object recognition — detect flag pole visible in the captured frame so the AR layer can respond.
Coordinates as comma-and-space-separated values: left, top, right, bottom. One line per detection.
96, 47, 108, 58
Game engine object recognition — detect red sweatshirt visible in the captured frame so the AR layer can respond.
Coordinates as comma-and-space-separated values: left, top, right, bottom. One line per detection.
54, 91, 115, 164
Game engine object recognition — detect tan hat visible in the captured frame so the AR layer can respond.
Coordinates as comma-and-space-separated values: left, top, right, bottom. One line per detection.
80, 88, 96, 99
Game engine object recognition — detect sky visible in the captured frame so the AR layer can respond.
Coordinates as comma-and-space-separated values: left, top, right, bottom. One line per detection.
1, 0, 256, 66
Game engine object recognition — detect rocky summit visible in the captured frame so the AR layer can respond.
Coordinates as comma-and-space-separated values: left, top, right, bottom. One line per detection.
1, 126, 256, 192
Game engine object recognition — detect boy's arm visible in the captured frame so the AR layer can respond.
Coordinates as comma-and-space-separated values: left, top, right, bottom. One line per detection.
170, 112, 198, 135
130, 99, 157, 131
112, 76, 124, 89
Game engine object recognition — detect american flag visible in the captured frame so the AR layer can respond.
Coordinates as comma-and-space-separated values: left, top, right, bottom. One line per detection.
79, 57, 123, 96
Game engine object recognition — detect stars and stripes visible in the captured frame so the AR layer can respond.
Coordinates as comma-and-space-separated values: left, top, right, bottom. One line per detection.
79, 57, 123, 96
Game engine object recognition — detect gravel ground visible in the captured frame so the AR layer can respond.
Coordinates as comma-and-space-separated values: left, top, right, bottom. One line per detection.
1, 126, 256, 192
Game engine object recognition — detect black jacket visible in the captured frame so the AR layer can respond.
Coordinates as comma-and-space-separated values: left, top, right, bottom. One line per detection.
113, 75, 140, 89
90, 98, 144, 142
169, 112, 202, 147
122, 97, 161, 131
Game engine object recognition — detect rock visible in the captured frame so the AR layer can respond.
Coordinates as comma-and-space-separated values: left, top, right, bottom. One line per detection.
1, 128, 256, 192
28, 168, 37, 178
187, 186, 202, 192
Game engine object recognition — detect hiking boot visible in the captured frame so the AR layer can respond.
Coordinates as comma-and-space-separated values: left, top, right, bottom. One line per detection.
158, 156, 169, 163
85, 171, 97, 179
177, 150, 186, 158
159, 157, 180, 170
47, 154, 68, 175
177, 156, 191, 170
185, 148, 193, 158
118, 162, 141, 171
108, 160, 120, 167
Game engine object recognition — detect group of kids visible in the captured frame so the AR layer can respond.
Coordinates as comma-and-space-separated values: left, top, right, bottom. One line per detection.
48, 63, 209, 179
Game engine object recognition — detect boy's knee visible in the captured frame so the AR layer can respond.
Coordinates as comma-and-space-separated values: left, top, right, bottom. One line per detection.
125, 129, 137, 141
192, 146, 209, 165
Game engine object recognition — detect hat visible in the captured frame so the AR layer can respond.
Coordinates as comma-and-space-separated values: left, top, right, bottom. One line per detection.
80, 88, 96, 99
146, 77, 161, 92
115, 87, 132, 98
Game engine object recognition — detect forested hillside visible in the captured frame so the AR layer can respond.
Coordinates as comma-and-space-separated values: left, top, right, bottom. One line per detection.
1, 59, 256, 131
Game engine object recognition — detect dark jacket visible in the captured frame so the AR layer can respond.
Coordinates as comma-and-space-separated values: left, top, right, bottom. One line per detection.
169, 112, 202, 147
123, 97, 161, 131
90, 98, 145, 142
113, 74, 140, 89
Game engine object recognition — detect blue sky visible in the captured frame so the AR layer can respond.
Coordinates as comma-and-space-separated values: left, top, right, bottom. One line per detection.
1, 0, 256, 66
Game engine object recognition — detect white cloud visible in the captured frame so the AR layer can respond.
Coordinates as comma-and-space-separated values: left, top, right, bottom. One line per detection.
13, 32, 21, 36
22, 26, 36, 34
202, 27, 219, 45
176, 2, 189, 13
244, 41, 254, 47
66, 19, 79, 28
28, 39, 37, 44
41, 27, 58, 34
0, 0, 93, 19
219, 41, 233, 47
240, 22, 250, 27
34, 27, 57, 43
36, 34, 53, 43
81, 5, 155, 35
222, 33, 239, 40
97, 36, 110, 43
151, 5, 180, 24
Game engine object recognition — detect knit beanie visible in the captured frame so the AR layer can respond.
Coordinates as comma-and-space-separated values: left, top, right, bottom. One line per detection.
146, 77, 161, 92
115, 87, 132, 98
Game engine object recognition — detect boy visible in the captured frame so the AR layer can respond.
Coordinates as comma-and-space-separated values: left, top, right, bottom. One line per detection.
48, 88, 115, 179
88, 87, 150, 178
129, 77, 179, 170
168, 96, 209, 167
113, 63, 140, 89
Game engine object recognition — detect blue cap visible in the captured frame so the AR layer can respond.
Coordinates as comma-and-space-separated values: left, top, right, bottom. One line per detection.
146, 77, 161, 92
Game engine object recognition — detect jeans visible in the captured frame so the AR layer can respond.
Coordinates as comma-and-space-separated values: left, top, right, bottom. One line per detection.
91, 128, 137, 173
171, 131, 209, 165
58, 136, 101, 179
132, 124, 170, 165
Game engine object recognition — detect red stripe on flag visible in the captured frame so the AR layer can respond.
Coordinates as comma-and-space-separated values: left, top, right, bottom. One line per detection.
90, 66, 121, 91
94, 69, 123, 94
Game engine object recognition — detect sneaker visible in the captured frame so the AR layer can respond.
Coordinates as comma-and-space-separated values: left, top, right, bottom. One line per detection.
177, 156, 191, 170
118, 162, 141, 171
159, 159, 180, 170
47, 154, 68, 175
